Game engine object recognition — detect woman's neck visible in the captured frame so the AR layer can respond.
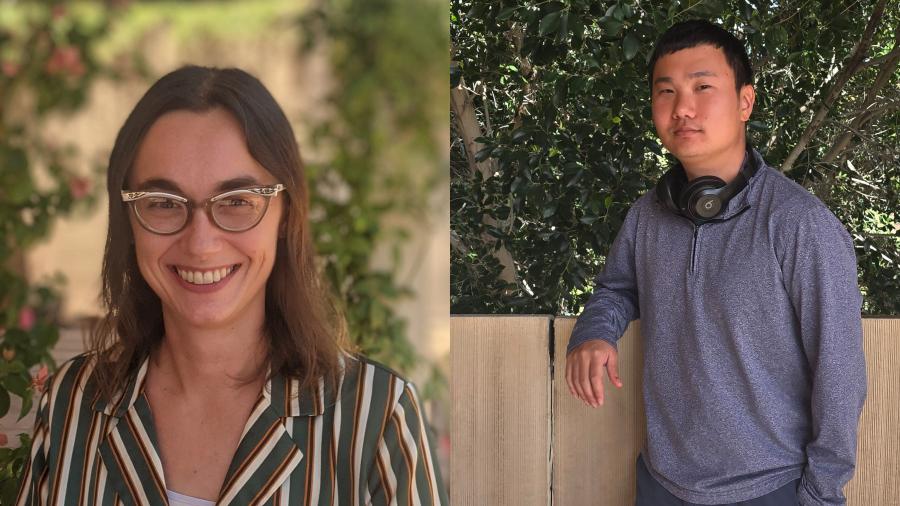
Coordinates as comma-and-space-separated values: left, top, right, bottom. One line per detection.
150, 316, 269, 400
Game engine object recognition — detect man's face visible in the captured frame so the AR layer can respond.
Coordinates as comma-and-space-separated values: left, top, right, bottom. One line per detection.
651, 44, 754, 168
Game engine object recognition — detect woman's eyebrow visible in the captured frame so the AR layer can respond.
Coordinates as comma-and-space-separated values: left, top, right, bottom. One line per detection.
135, 178, 181, 192
216, 176, 262, 192
132, 175, 262, 193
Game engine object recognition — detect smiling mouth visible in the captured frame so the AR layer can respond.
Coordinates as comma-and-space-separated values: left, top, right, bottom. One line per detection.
171, 264, 240, 285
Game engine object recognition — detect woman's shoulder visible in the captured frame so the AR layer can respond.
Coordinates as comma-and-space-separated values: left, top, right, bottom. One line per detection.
42, 352, 100, 398
331, 353, 422, 411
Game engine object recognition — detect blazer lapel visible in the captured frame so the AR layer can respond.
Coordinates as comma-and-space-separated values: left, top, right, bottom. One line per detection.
216, 374, 306, 506
95, 358, 169, 506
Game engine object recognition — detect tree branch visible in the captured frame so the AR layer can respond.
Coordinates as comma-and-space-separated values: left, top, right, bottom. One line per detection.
822, 20, 900, 164
450, 74, 519, 286
781, 0, 888, 173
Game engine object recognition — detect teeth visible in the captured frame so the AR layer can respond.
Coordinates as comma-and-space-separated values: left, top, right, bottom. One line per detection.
176, 266, 234, 285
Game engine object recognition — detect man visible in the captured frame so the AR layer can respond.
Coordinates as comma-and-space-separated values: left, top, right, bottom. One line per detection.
565, 19, 866, 506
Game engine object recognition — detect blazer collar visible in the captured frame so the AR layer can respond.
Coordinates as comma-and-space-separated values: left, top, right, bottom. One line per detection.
92, 354, 349, 505
92, 354, 348, 418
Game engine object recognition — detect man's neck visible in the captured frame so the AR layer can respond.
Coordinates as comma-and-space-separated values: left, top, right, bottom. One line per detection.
681, 142, 747, 183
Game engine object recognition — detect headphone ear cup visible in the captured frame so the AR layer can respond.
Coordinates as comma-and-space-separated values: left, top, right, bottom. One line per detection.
681, 176, 726, 220
656, 169, 682, 215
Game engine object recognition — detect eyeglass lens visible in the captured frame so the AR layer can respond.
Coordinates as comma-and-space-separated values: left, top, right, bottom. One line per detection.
133, 193, 269, 233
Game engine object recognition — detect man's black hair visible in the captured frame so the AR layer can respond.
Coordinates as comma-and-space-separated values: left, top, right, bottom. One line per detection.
647, 19, 753, 93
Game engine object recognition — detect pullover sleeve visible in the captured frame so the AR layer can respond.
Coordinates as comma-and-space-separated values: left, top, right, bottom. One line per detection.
567, 204, 640, 354
779, 205, 867, 506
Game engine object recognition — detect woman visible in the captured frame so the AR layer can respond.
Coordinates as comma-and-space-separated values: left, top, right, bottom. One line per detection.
16, 66, 446, 506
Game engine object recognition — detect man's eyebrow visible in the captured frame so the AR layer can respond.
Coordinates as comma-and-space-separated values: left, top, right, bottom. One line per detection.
687, 70, 717, 79
653, 71, 719, 86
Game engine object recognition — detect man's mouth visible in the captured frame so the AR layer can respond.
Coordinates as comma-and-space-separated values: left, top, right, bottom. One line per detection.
171, 264, 241, 285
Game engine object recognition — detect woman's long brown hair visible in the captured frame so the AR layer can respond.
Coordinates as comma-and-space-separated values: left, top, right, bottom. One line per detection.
90, 65, 348, 402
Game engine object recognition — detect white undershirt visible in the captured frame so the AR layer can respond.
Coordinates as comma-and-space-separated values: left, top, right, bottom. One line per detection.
166, 489, 216, 506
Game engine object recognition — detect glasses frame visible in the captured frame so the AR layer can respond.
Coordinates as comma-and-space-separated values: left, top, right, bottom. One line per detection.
121, 184, 285, 235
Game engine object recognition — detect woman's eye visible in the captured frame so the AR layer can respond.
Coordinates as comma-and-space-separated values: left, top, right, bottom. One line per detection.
147, 198, 178, 209
224, 198, 251, 206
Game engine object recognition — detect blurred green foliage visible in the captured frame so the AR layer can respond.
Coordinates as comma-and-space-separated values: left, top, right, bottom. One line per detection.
451, 0, 899, 316
0, 1, 112, 500
298, 0, 447, 373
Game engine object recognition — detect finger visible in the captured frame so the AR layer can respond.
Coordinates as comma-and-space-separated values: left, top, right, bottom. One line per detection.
569, 354, 585, 403
589, 358, 605, 407
607, 352, 623, 388
578, 355, 596, 406
565, 355, 575, 397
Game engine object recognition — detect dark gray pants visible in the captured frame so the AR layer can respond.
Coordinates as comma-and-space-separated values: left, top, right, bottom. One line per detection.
635, 454, 800, 506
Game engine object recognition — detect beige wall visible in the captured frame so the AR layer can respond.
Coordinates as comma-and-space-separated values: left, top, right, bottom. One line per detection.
451, 316, 900, 505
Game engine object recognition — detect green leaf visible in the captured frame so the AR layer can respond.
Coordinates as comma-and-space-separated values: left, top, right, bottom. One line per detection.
539, 11, 563, 36
511, 129, 529, 143
474, 145, 494, 162
3, 374, 29, 398
623, 33, 640, 61
600, 17, 623, 37
18, 392, 33, 420
497, 6, 517, 20
0, 388, 9, 418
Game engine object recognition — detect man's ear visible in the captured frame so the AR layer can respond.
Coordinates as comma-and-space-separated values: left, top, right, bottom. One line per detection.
739, 84, 755, 122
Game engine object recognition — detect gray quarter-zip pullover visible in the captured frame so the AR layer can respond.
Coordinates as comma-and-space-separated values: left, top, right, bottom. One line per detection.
568, 150, 866, 505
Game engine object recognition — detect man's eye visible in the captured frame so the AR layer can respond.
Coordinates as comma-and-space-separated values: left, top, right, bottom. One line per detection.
697, 84, 712, 90
658, 89, 673, 95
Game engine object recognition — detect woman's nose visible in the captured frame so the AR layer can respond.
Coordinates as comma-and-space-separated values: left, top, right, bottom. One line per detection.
182, 208, 224, 256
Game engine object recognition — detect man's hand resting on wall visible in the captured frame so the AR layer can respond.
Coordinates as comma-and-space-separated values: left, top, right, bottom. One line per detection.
566, 339, 624, 408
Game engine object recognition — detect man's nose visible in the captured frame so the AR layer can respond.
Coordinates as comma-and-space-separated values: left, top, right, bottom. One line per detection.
673, 93, 695, 119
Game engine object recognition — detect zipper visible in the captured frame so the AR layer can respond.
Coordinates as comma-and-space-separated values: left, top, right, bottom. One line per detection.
683, 204, 751, 275
690, 224, 700, 274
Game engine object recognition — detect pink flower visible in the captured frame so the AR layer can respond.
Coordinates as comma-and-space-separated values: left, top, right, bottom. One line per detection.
32, 364, 50, 393
1, 60, 19, 77
68, 176, 91, 199
0, 433, 8, 447
18, 306, 36, 331
45, 46, 85, 78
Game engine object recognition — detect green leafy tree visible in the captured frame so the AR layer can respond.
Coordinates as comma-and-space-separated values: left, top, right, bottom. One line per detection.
451, 0, 899, 316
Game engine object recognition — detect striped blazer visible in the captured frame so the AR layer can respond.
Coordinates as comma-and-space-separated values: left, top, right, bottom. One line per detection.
16, 353, 447, 505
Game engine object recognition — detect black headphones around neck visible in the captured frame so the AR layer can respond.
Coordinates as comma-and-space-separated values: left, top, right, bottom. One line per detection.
655, 145, 759, 223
